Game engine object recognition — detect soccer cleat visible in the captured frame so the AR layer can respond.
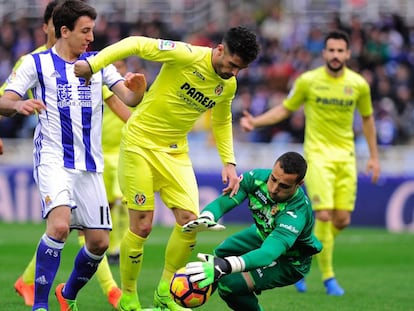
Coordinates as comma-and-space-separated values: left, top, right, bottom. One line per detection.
55, 283, 78, 311
154, 280, 192, 311
294, 278, 307, 293
14, 276, 35, 306
107, 286, 122, 309
324, 278, 345, 296
33, 309, 48, 311
118, 292, 141, 311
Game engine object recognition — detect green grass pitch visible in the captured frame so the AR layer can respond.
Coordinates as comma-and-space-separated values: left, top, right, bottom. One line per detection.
0, 222, 413, 311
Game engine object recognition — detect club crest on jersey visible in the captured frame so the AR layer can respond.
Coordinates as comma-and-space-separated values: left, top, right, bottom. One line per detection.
134, 193, 146, 205
215, 84, 223, 96
45, 195, 52, 206
158, 40, 176, 51
271, 204, 280, 215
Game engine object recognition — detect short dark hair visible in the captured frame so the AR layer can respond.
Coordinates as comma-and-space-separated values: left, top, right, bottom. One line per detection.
43, 0, 60, 24
223, 26, 259, 64
53, 0, 97, 38
276, 151, 307, 183
324, 30, 350, 49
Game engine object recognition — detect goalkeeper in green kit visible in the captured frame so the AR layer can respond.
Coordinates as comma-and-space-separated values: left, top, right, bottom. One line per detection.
183, 151, 322, 311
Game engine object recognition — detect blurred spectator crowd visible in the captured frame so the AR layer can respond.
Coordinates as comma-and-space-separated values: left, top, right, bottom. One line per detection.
1, 3, 414, 147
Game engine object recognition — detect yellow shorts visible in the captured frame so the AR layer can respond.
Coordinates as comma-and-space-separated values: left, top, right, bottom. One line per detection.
118, 144, 199, 215
305, 159, 356, 211
103, 151, 122, 203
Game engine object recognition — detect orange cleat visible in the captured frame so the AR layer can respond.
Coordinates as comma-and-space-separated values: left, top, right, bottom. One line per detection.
107, 286, 122, 309
55, 283, 78, 311
14, 276, 34, 306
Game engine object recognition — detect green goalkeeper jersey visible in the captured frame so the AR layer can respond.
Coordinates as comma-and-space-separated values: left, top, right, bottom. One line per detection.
203, 168, 322, 270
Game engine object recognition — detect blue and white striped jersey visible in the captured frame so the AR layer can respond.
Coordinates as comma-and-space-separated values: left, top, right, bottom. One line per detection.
5, 46, 124, 172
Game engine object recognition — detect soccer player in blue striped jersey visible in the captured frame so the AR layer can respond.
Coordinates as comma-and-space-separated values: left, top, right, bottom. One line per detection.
0, 1, 146, 310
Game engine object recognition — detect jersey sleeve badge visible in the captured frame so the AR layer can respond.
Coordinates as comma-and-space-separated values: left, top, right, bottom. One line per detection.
158, 40, 176, 50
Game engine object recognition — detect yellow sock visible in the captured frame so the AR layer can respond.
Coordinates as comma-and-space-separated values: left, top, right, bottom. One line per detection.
120, 229, 146, 294
159, 224, 196, 289
314, 219, 335, 281
331, 223, 341, 238
22, 253, 36, 284
78, 235, 117, 295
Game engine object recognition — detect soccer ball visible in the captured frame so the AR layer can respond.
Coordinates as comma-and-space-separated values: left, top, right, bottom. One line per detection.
170, 267, 213, 308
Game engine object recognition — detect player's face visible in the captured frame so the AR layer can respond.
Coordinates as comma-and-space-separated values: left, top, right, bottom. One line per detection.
267, 162, 302, 202
64, 16, 95, 57
323, 38, 350, 74
213, 44, 248, 79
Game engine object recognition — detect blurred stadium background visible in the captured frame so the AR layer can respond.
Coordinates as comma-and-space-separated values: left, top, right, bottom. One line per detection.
1, 0, 414, 232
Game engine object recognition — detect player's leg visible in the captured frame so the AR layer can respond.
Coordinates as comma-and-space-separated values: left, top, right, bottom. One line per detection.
305, 159, 340, 294
14, 252, 36, 306
77, 232, 121, 308
322, 160, 356, 296
56, 171, 111, 309
213, 226, 270, 310
153, 151, 198, 311
117, 147, 155, 310
32, 165, 72, 310
217, 257, 309, 311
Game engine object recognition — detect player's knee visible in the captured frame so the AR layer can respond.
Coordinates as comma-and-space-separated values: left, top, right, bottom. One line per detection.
130, 223, 152, 238
333, 217, 350, 230
173, 208, 197, 226
86, 238, 109, 255
47, 222, 70, 241
315, 210, 332, 222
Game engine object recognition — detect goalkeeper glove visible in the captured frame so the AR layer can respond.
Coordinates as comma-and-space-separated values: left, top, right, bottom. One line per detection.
185, 253, 245, 288
182, 212, 225, 232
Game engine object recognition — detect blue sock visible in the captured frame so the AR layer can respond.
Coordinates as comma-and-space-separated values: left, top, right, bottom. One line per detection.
63, 246, 103, 300
33, 234, 64, 309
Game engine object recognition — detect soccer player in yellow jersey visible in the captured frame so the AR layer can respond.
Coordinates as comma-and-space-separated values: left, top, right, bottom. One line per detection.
75, 26, 260, 311
0, 2, 141, 309
241, 30, 381, 296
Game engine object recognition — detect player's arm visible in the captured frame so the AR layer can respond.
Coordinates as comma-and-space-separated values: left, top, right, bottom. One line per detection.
0, 137, 3, 155
182, 193, 243, 233
211, 96, 239, 196
0, 91, 46, 117
361, 114, 380, 183
183, 177, 249, 232
240, 75, 307, 132
75, 36, 155, 81
186, 214, 304, 288
240, 103, 292, 132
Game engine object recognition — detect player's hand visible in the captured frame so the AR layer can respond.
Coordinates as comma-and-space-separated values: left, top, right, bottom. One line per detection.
240, 110, 255, 132
74, 60, 93, 85
124, 72, 147, 96
15, 99, 46, 116
185, 253, 231, 288
222, 163, 239, 197
182, 216, 225, 233
366, 157, 381, 184
0, 137, 3, 155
